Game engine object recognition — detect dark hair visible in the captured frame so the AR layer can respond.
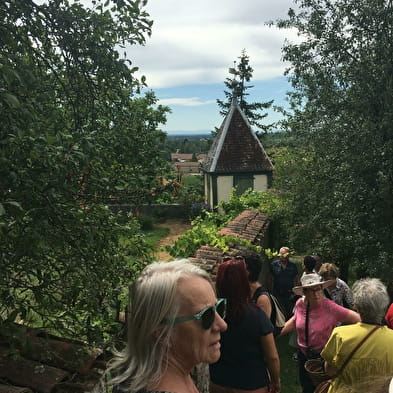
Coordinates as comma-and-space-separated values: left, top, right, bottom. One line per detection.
244, 255, 262, 283
303, 255, 316, 272
216, 259, 250, 324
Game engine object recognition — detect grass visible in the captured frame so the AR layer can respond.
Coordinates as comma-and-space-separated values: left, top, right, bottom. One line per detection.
142, 226, 170, 248
276, 335, 302, 393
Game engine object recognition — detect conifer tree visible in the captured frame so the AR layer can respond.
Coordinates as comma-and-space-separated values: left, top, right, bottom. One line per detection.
217, 50, 274, 132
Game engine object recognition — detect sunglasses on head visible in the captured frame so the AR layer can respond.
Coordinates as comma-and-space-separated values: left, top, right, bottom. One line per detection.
164, 298, 227, 330
222, 255, 244, 262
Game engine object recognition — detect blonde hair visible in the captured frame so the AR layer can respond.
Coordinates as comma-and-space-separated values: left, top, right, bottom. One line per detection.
319, 263, 340, 280
107, 259, 211, 392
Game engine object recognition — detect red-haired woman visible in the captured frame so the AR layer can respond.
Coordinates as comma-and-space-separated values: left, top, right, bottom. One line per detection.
209, 258, 281, 393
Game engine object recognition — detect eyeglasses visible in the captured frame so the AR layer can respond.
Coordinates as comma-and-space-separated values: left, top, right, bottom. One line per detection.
165, 298, 227, 330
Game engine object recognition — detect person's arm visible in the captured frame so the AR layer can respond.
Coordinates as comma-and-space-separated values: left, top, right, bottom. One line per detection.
256, 294, 272, 319
260, 333, 281, 392
343, 309, 361, 324
277, 315, 295, 337
324, 360, 337, 377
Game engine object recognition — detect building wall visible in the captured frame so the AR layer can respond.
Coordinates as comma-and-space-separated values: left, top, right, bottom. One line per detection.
217, 175, 234, 204
205, 173, 270, 210
204, 173, 211, 208
253, 174, 269, 191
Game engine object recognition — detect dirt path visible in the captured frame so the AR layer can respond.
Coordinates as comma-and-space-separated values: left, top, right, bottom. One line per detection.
154, 218, 192, 261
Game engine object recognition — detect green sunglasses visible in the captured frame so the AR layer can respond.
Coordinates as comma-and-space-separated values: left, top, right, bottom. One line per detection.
163, 298, 227, 330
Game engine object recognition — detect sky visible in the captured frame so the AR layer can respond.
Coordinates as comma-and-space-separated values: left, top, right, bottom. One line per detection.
124, 0, 301, 135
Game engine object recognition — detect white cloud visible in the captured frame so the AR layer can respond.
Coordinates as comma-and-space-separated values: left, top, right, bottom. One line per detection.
126, 0, 300, 88
159, 97, 215, 107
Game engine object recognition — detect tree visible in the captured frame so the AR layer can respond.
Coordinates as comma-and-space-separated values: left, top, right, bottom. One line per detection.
217, 50, 274, 132
276, 0, 393, 281
0, 0, 169, 344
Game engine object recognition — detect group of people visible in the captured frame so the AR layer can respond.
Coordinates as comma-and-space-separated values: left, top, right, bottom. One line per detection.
106, 249, 393, 393
272, 247, 393, 393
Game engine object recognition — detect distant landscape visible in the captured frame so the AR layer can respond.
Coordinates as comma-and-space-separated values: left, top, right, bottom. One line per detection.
167, 133, 212, 139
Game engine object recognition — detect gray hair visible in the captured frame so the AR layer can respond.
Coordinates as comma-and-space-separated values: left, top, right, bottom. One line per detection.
352, 278, 389, 325
107, 259, 212, 392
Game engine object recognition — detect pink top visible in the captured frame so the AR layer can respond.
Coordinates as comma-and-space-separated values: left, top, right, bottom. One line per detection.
294, 297, 350, 354
385, 303, 393, 329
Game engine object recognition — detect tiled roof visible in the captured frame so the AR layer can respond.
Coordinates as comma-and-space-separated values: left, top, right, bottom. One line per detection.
0, 324, 106, 393
201, 103, 273, 174
173, 162, 200, 168
218, 209, 270, 242
171, 153, 207, 162
190, 210, 270, 280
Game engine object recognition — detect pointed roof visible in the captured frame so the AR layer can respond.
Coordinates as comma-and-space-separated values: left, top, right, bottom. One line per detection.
201, 101, 273, 174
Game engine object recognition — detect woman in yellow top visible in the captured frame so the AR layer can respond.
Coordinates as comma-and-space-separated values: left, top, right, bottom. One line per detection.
321, 278, 393, 393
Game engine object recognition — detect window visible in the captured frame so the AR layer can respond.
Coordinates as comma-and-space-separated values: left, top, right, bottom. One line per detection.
234, 175, 254, 196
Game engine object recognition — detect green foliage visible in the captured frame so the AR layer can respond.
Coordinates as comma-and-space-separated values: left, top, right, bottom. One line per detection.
161, 135, 212, 155
220, 188, 284, 218
137, 215, 155, 231
276, 0, 393, 281
167, 189, 286, 258
217, 50, 274, 132
166, 212, 231, 258
177, 175, 205, 211
0, 0, 169, 344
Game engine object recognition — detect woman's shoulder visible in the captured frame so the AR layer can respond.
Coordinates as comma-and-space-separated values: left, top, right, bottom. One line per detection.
295, 296, 305, 308
245, 303, 269, 320
322, 297, 343, 308
336, 278, 350, 289
252, 286, 269, 301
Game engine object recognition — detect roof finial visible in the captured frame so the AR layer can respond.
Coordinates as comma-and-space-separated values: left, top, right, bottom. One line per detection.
229, 61, 239, 106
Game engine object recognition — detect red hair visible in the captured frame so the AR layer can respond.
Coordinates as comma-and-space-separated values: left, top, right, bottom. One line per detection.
216, 259, 251, 323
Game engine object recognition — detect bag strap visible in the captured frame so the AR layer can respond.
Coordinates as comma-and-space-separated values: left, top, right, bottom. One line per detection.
336, 325, 379, 375
305, 302, 310, 349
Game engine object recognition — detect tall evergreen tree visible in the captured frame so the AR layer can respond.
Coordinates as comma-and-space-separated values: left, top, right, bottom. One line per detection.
217, 50, 274, 132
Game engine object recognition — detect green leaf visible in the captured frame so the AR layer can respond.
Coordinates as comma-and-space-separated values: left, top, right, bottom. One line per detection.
3, 93, 20, 108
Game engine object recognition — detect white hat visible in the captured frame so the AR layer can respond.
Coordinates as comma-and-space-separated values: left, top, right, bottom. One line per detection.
292, 273, 336, 296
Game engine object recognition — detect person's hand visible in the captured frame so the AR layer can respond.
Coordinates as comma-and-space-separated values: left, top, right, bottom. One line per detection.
269, 380, 281, 392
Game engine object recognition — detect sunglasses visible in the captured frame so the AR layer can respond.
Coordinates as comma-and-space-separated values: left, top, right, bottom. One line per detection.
222, 255, 244, 262
165, 298, 227, 330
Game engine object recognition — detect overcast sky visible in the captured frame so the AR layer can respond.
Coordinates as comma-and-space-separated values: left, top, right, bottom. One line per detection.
123, 0, 300, 134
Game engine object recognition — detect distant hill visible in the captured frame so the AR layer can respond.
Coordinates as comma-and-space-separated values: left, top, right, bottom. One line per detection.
166, 133, 212, 140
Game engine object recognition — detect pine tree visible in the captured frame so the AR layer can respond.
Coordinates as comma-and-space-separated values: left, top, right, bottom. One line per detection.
217, 50, 274, 132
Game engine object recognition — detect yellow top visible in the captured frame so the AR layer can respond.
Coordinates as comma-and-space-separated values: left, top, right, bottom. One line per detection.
321, 322, 393, 393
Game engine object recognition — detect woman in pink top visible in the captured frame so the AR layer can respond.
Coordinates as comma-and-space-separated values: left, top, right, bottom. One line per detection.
279, 274, 360, 393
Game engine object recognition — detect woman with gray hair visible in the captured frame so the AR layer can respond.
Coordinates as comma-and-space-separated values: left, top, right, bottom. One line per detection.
107, 259, 227, 393
321, 278, 393, 393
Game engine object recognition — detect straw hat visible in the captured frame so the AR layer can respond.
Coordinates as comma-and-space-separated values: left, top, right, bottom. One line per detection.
292, 273, 336, 296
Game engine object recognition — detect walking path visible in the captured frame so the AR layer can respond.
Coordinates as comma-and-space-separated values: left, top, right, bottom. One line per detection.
155, 218, 192, 261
